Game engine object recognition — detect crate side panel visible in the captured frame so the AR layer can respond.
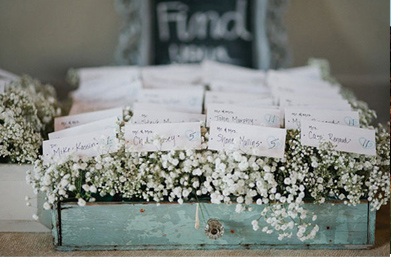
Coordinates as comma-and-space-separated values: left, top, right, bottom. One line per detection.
58, 202, 371, 249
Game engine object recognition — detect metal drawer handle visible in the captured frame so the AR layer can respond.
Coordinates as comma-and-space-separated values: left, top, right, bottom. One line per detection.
205, 219, 224, 239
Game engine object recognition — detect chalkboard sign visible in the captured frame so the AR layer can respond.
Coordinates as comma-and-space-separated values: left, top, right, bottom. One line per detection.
151, 0, 254, 67
115, 0, 289, 70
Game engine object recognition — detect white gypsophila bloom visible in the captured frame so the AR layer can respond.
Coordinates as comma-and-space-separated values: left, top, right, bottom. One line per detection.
43, 202, 51, 210
78, 198, 86, 207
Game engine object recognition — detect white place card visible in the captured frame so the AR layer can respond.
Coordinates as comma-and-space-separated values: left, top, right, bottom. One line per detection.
49, 117, 119, 139
54, 107, 122, 131
208, 121, 286, 158
73, 79, 141, 101
204, 91, 274, 109
0, 68, 18, 81
266, 70, 338, 89
237, 98, 277, 108
136, 88, 204, 114
208, 80, 269, 94
68, 100, 128, 115
202, 60, 266, 85
124, 122, 202, 152
42, 128, 118, 162
131, 109, 205, 125
141, 64, 202, 86
277, 65, 322, 80
206, 104, 282, 128
285, 108, 360, 130
77, 66, 140, 84
301, 120, 376, 156
279, 95, 351, 110
272, 86, 342, 101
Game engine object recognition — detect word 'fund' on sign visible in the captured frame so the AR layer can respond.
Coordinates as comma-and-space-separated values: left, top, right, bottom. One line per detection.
156, 0, 252, 42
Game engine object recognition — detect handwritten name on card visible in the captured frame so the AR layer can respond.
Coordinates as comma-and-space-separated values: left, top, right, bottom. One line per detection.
285, 108, 360, 130
42, 128, 118, 162
54, 107, 122, 131
131, 109, 205, 125
49, 117, 118, 139
208, 121, 286, 158
301, 120, 376, 156
206, 104, 281, 128
124, 122, 202, 152
136, 88, 204, 114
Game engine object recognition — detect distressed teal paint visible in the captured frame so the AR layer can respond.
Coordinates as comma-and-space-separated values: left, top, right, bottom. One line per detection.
53, 201, 375, 251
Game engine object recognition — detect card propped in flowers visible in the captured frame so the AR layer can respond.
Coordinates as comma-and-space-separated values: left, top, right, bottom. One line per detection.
208, 121, 286, 158
301, 120, 376, 156
42, 128, 119, 162
54, 107, 122, 131
124, 122, 202, 152
131, 109, 205, 125
206, 103, 281, 128
136, 88, 204, 114
285, 108, 360, 130
49, 117, 119, 139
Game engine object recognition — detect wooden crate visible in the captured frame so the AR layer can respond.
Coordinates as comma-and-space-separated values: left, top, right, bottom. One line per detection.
0, 164, 50, 232
52, 200, 375, 251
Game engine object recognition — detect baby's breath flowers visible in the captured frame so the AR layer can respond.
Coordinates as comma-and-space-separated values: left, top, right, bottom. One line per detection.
24, 59, 391, 241
27, 90, 390, 242
1, 76, 61, 163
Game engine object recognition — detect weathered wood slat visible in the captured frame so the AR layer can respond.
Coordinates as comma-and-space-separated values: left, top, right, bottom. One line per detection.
53, 201, 375, 250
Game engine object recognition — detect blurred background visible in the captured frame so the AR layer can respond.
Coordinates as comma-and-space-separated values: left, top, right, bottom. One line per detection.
0, 0, 390, 125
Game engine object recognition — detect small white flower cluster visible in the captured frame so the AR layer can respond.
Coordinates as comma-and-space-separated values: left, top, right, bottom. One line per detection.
1, 76, 61, 163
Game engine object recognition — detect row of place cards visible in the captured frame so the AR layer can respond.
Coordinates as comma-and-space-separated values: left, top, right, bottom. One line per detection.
43, 88, 376, 162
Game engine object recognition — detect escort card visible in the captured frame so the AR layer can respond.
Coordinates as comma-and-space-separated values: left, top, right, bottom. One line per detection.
68, 100, 128, 115
208, 80, 269, 94
204, 91, 274, 109
202, 60, 265, 85
277, 65, 322, 80
77, 66, 140, 84
73, 79, 141, 102
49, 117, 119, 139
136, 88, 204, 114
42, 128, 118, 162
285, 108, 360, 130
133, 102, 202, 114
237, 98, 277, 108
206, 104, 281, 128
124, 122, 202, 152
54, 107, 122, 131
208, 121, 286, 158
0, 68, 18, 81
279, 95, 351, 110
141, 64, 202, 87
272, 87, 342, 101
266, 70, 339, 89
131, 109, 205, 125
301, 120, 376, 156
